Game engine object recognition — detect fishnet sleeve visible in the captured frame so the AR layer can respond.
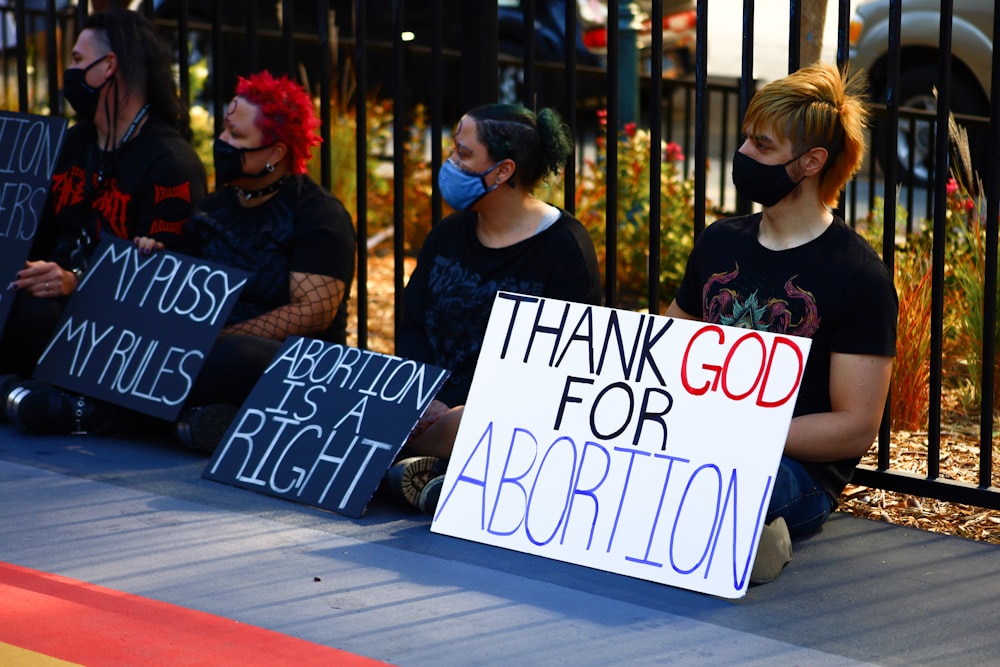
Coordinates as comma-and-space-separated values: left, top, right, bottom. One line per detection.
223, 271, 345, 340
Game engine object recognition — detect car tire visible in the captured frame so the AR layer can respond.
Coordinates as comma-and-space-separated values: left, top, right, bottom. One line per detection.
872, 62, 989, 187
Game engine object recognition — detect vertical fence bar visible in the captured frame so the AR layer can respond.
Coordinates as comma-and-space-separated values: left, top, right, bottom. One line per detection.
522, 0, 535, 109
317, 0, 331, 188
176, 0, 191, 105
281, 0, 293, 78
15, 0, 27, 111
875, 0, 902, 471
44, 0, 57, 116
736, 0, 754, 216
430, 0, 443, 226
980, 7, 1000, 488
604, 0, 618, 307
391, 0, 405, 342
927, 0, 955, 481
562, 0, 577, 213
210, 0, 224, 136
689, 0, 706, 237
787, 0, 801, 73
646, 0, 663, 313
354, 0, 368, 349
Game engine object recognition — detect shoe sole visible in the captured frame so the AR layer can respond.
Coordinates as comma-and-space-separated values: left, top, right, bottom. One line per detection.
386, 457, 447, 508
177, 405, 239, 452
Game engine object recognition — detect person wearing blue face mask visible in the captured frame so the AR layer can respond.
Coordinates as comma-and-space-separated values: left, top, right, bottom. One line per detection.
387, 103, 602, 514
666, 63, 898, 584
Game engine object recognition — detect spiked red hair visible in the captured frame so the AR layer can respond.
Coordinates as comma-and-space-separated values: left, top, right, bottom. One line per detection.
235, 71, 321, 175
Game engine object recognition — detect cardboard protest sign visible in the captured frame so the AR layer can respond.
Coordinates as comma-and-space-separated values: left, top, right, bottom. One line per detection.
430, 292, 811, 599
203, 336, 450, 518
0, 111, 67, 335
33, 236, 248, 421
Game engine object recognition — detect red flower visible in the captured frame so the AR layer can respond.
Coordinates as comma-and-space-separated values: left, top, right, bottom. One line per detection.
664, 141, 684, 162
623, 121, 636, 137
946, 177, 959, 196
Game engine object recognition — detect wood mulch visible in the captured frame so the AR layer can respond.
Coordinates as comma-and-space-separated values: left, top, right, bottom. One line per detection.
355, 251, 1000, 545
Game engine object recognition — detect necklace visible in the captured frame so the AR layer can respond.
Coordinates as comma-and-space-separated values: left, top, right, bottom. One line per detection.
235, 178, 287, 202
95, 103, 150, 185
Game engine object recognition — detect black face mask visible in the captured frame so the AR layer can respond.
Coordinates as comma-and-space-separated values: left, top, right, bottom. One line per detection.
213, 137, 275, 185
731, 150, 806, 207
62, 55, 111, 121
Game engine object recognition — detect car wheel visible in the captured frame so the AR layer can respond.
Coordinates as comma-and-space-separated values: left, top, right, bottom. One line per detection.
872, 63, 989, 187
498, 39, 525, 105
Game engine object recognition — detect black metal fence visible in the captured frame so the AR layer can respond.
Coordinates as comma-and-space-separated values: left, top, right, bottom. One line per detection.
2, 0, 997, 509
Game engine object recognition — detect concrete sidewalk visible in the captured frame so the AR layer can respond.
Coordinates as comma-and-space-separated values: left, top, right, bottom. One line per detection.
1, 423, 998, 666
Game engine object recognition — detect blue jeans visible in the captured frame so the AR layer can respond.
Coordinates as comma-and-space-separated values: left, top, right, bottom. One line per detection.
766, 456, 836, 538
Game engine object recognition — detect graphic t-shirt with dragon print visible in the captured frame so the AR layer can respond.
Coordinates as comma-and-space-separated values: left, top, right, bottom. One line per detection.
674, 213, 897, 498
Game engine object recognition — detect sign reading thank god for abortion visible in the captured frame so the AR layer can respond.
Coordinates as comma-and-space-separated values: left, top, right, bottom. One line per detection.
203, 336, 450, 518
430, 292, 811, 599
0, 111, 67, 335
33, 236, 248, 421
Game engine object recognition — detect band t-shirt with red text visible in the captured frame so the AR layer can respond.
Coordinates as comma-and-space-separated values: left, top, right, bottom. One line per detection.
35, 117, 207, 271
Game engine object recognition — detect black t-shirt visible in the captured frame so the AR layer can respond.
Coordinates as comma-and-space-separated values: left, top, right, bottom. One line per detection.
674, 213, 898, 499
185, 174, 356, 343
398, 208, 602, 407
35, 118, 207, 270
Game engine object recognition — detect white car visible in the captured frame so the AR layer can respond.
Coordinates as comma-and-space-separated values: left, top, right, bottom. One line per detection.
849, 0, 993, 185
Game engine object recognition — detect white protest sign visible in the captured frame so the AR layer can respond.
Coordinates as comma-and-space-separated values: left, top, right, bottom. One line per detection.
430, 292, 811, 599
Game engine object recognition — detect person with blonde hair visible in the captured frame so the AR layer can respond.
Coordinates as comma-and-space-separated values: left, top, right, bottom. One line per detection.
666, 62, 898, 584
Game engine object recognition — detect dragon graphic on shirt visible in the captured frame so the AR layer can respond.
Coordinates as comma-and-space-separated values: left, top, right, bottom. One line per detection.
702, 263, 820, 337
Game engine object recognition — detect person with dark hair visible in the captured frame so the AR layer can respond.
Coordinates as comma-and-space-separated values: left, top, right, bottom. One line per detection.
171, 70, 356, 451
666, 63, 898, 584
387, 103, 602, 514
2, 8, 206, 433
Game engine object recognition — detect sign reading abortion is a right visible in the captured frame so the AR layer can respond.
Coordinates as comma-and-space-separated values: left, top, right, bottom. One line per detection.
431, 292, 811, 599
204, 337, 450, 518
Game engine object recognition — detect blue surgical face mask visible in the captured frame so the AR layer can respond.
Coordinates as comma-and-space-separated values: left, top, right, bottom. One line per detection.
438, 159, 503, 210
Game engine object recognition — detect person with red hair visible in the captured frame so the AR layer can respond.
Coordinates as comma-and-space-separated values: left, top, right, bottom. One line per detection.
6, 70, 356, 445
171, 70, 356, 451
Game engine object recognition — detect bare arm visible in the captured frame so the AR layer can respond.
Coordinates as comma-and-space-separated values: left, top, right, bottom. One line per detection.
784, 352, 893, 462
223, 271, 346, 340
665, 299, 696, 320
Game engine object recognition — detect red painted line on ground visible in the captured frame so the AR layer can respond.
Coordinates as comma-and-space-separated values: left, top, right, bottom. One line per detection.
0, 562, 387, 666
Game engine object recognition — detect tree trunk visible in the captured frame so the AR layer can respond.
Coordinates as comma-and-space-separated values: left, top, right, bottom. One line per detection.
800, 0, 829, 66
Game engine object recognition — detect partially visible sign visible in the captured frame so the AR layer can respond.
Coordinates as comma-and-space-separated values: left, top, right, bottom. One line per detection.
33, 237, 247, 421
431, 293, 811, 599
203, 337, 450, 518
0, 111, 67, 334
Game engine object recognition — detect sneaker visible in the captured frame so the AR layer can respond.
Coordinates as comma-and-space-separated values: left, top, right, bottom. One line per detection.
0, 374, 22, 423
418, 474, 445, 516
176, 404, 239, 453
7, 381, 77, 433
385, 456, 447, 510
750, 516, 793, 585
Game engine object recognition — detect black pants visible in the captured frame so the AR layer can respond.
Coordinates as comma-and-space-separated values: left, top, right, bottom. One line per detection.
185, 333, 283, 408
0, 291, 65, 379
